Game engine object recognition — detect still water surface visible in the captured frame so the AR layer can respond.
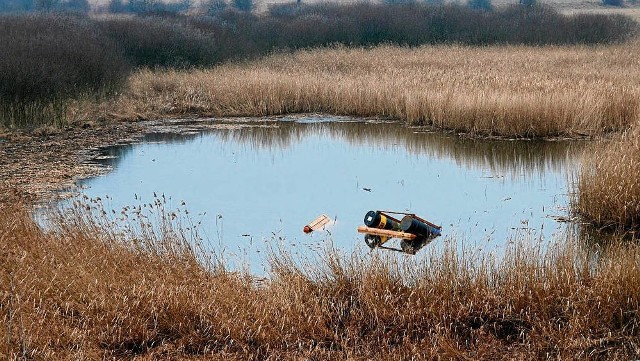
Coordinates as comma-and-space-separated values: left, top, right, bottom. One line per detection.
76, 116, 585, 272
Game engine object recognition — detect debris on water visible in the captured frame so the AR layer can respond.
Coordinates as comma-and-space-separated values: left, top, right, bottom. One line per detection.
548, 215, 578, 223
480, 175, 504, 179
358, 210, 441, 254
303, 214, 331, 234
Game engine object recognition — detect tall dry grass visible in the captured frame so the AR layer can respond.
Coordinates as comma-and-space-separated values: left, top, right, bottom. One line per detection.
575, 125, 640, 232
2, 4, 637, 129
85, 43, 640, 138
2, 199, 640, 359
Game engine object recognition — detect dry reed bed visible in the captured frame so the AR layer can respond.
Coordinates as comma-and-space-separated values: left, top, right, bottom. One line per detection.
83, 42, 640, 138
575, 125, 640, 232
2, 200, 640, 359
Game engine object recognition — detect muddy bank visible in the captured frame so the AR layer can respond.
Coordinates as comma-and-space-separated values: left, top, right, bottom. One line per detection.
0, 121, 147, 204
0, 117, 305, 204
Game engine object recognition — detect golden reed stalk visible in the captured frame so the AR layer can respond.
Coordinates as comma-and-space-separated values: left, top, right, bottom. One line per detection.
2, 200, 639, 359
80, 42, 640, 138
575, 125, 640, 231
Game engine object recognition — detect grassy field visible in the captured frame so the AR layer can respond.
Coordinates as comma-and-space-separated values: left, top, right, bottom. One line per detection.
78, 42, 640, 138
1, 200, 639, 359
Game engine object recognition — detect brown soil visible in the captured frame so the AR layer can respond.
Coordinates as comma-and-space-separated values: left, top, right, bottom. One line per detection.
0, 117, 286, 205
0, 121, 146, 204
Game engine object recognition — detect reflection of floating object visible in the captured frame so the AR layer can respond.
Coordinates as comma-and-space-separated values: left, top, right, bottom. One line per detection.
359, 210, 441, 254
303, 214, 331, 234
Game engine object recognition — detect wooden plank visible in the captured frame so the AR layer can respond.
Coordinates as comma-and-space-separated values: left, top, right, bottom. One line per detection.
308, 214, 330, 230
304, 214, 331, 233
357, 226, 417, 240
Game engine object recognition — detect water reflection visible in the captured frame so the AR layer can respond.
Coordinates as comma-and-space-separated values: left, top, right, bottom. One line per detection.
203, 118, 586, 179
76, 116, 586, 273
92, 117, 587, 179
571, 221, 640, 252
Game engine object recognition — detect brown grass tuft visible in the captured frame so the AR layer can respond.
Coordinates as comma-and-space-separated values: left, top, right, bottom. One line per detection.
2, 199, 639, 359
575, 125, 640, 232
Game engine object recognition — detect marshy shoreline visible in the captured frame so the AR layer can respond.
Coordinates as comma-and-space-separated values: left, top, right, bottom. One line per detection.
6, 39, 640, 231
2, 4, 640, 358
0, 120, 146, 203
2, 186, 640, 360
1, 111, 639, 359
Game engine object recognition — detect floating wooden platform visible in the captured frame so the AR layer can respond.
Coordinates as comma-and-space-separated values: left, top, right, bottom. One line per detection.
357, 226, 417, 240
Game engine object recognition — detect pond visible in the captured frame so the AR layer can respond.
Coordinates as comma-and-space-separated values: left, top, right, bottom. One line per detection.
73, 116, 586, 273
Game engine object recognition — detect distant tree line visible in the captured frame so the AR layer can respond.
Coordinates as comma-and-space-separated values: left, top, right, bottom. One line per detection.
1, 3, 638, 128
108, 0, 255, 16
107, 0, 192, 15
2, 0, 637, 15
0, 0, 90, 13
0, 0, 254, 14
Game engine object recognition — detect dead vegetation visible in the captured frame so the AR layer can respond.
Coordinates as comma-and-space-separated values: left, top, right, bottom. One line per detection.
0, 121, 145, 203
1, 198, 639, 359
2, 12, 640, 358
574, 125, 640, 232
76, 42, 640, 138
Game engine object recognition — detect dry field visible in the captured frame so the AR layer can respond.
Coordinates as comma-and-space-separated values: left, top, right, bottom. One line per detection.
81, 42, 640, 138
1, 199, 639, 359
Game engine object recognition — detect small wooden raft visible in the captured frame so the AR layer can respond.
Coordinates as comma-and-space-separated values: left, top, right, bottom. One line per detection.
304, 214, 331, 233
357, 226, 417, 240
